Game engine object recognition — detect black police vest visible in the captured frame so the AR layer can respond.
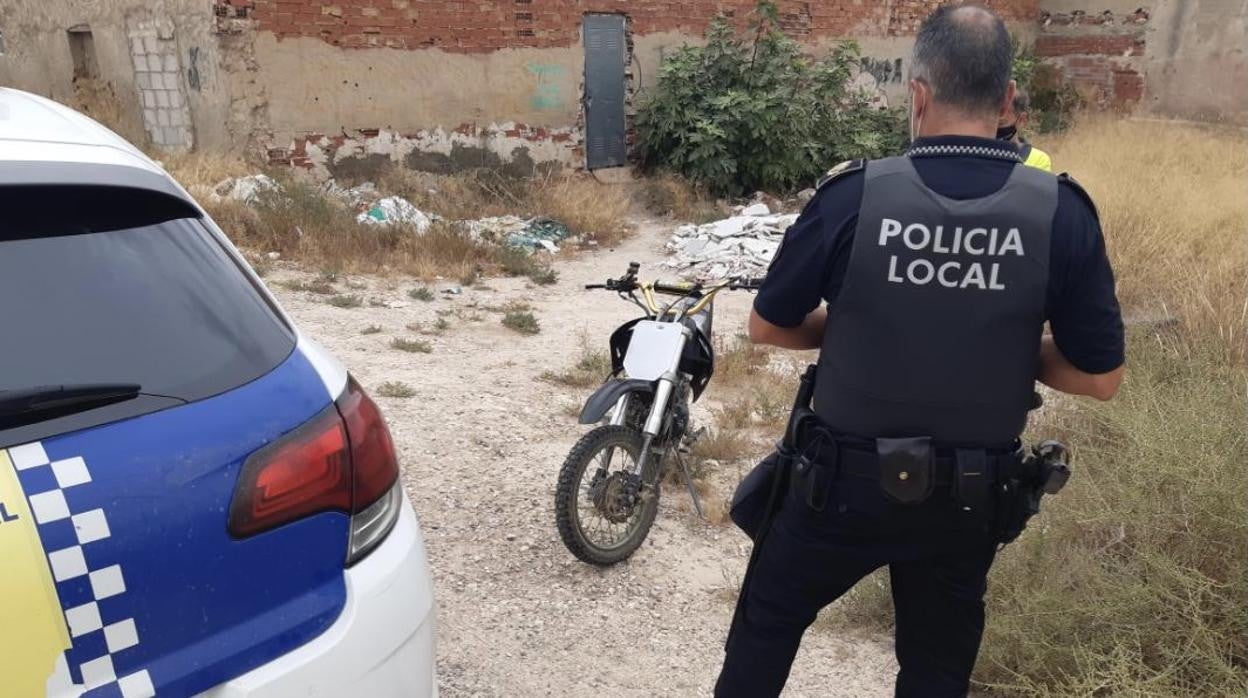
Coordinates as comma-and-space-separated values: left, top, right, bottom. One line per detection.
814, 156, 1057, 446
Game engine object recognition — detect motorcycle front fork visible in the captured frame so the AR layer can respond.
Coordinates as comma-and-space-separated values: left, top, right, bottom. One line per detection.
613, 377, 705, 518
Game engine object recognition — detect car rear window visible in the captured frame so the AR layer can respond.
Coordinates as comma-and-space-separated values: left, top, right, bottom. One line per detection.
0, 203, 294, 406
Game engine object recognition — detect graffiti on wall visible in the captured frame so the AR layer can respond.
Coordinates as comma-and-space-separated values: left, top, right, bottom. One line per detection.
528, 63, 566, 110
861, 56, 905, 85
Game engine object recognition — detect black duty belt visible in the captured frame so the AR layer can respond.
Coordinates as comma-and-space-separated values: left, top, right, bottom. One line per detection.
790, 426, 1025, 510
795, 443, 1022, 483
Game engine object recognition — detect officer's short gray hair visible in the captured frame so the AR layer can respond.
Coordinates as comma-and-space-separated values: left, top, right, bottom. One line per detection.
910, 5, 1014, 116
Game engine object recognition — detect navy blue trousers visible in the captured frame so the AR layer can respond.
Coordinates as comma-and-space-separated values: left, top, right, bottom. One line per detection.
716, 475, 998, 698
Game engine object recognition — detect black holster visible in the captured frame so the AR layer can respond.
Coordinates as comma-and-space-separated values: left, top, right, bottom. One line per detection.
993, 441, 1070, 546
726, 364, 818, 650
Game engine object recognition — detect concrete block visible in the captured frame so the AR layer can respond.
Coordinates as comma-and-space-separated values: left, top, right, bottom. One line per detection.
130, 37, 145, 56
168, 109, 184, 127
143, 109, 158, 127
136, 73, 151, 90
163, 54, 178, 72
133, 55, 148, 72
163, 73, 179, 90
155, 91, 169, 108
142, 92, 155, 108
156, 109, 170, 127
168, 90, 183, 108
143, 36, 159, 53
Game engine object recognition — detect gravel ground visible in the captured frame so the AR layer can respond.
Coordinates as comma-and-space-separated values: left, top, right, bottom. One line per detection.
270, 218, 897, 697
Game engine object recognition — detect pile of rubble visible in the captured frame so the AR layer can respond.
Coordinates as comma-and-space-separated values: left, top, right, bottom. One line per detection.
664, 203, 798, 279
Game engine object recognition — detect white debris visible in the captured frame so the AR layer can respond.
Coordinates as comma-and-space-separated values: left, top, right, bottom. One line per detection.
322, 179, 380, 209
212, 174, 281, 204
457, 215, 529, 243
357, 196, 433, 233
740, 202, 771, 217
664, 213, 798, 279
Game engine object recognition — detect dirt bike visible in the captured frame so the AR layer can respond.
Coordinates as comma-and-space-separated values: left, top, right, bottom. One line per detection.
555, 262, 762, 566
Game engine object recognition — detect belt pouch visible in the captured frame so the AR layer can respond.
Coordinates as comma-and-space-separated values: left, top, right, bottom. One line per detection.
876, 436, 934, 505
953, 449, 992, 512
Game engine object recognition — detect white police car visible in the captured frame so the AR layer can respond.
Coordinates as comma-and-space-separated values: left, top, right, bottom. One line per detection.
0, 88, 436, 697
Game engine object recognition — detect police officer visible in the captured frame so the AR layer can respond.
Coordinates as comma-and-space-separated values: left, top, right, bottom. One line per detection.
999, 88, 1053, 171
716, 5, 1125, 697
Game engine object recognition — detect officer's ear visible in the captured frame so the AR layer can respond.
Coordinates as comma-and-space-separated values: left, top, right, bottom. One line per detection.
909, 78, 929, 118
1001, 80, 1018, 123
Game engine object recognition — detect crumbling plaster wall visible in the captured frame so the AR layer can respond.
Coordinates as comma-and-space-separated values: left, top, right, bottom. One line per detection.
250, 0, 1038, 176
1037, 0, 1247, 122
0, 0, 243, 150
1143, 0, 1247, 123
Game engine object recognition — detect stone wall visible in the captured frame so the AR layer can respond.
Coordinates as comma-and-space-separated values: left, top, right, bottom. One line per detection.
1035, 5, 1150, 109
238, 0, 1036, 176
0, 0, 245, 151
4, 0, 1239, 168
246, 0, 1037, 51
1035, 0, 1248, 122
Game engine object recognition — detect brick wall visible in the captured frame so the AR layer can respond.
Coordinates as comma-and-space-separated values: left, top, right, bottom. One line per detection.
1035, 6, 1149, 108
247, 0, 1038, 52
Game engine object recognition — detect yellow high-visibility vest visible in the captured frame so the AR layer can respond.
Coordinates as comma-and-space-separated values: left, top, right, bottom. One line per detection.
1020, 142, 1053, 172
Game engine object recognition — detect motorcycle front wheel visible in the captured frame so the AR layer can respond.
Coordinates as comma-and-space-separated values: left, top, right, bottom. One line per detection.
555, 425, 661, 566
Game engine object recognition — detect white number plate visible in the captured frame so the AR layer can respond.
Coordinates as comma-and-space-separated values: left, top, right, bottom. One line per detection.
622, 321, 686, 381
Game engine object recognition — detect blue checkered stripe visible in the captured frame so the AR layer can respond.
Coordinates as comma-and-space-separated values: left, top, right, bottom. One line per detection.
9, 441, 155, 698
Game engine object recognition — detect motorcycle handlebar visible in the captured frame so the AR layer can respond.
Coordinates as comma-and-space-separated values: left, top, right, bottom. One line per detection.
584, 276, 764, 293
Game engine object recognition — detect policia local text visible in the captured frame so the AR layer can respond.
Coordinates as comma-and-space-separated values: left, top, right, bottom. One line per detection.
879, 218, 1024, 290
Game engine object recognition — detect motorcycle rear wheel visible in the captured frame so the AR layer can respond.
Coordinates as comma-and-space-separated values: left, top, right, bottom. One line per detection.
555, 425, 661, 566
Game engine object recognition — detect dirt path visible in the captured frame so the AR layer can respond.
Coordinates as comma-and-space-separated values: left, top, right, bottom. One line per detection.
270, 218, 896, 696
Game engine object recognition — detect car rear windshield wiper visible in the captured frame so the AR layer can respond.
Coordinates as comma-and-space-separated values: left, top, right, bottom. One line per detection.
0, 383, 142, 428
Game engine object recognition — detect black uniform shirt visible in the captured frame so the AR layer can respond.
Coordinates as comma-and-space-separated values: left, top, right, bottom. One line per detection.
755, 135, 1125, 374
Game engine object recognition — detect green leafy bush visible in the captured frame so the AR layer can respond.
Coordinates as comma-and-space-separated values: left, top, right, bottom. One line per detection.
634, 1, 907, 196
1012, 36, 1081, 133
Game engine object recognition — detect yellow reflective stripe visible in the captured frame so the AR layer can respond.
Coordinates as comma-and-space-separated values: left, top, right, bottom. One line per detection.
1024, 147, 1053, 172
0, 449, 71, 697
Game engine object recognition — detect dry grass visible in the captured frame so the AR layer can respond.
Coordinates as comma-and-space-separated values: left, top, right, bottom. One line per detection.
408, 286, 435, 302
390, 337, 433, 354
531, 174, 635, 247
160, 149, 253, 196
707, 336, 796, 435
205, 181, 499, 282
495, 246, 560, 286
324, 293, 362, 308
541, 344, 612, 388
200, 166, 633, 281
280, 279, 337, 295
636, 173, 725, 223
502, 308, 541, 335
688, 427, 752, 463
375, 381, 417, 398
1043, 117, 1248, 363
951, 118, 1248, 697
377, 166, 635, 246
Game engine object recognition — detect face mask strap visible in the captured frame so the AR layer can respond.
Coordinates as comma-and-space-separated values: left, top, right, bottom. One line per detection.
910, 80, 928, 143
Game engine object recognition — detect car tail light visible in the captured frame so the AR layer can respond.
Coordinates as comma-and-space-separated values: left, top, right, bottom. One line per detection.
229, 378, 402, 565
336, 378, 402, 564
